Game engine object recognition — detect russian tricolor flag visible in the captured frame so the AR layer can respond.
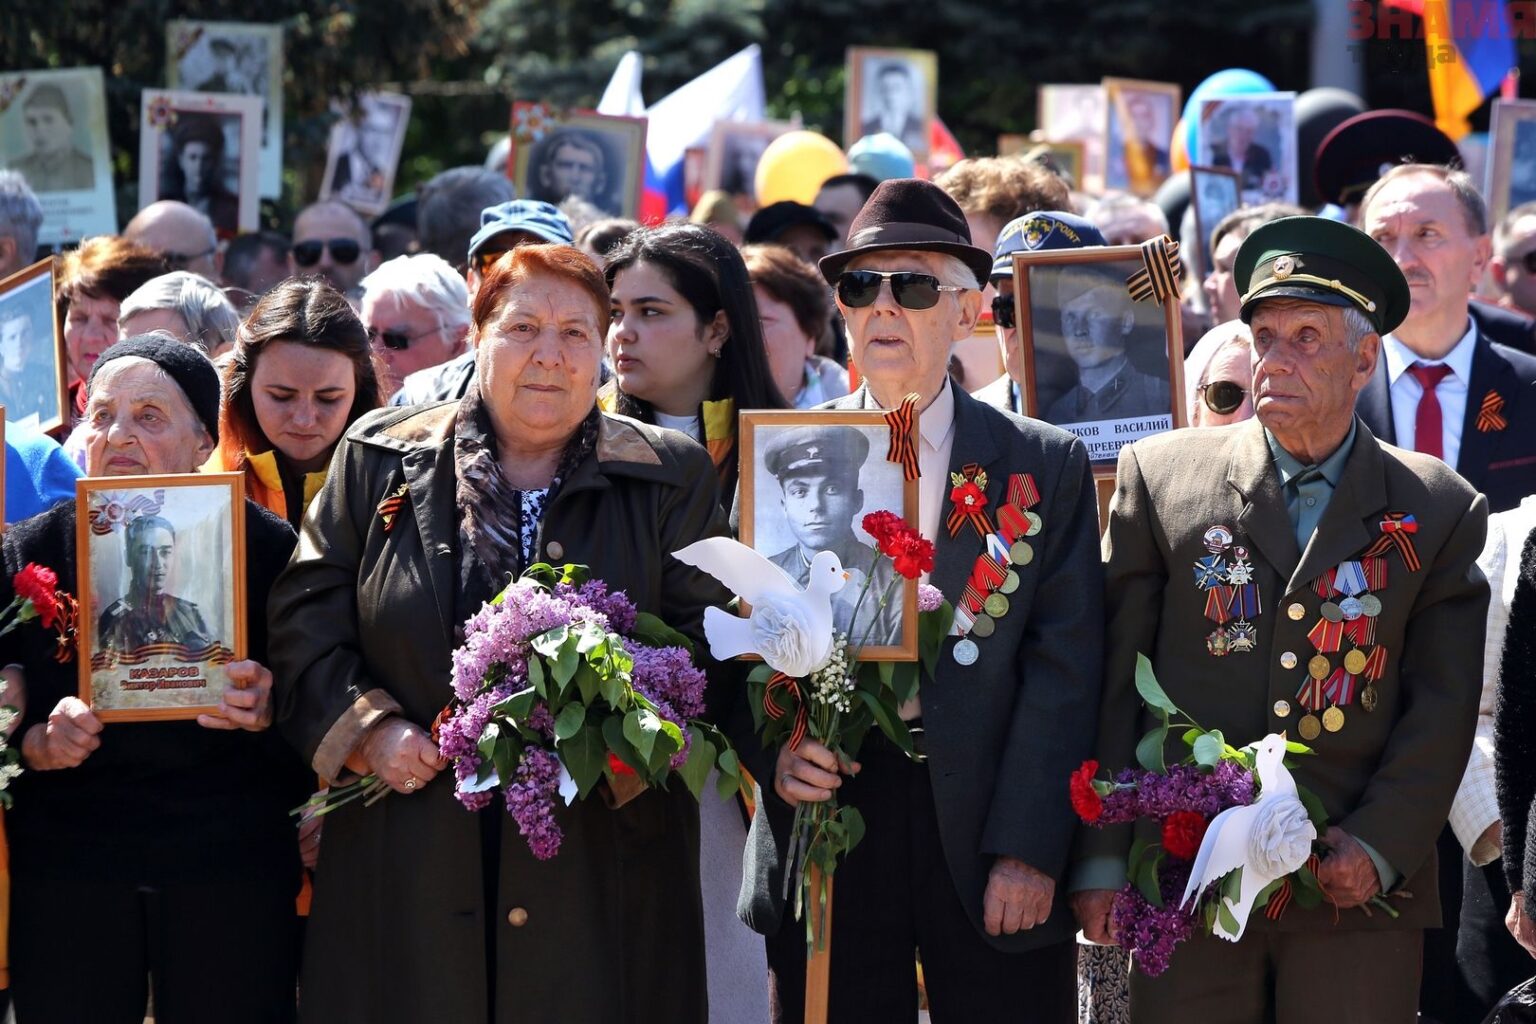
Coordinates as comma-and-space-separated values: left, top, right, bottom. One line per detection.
1383, 0, 1518, 139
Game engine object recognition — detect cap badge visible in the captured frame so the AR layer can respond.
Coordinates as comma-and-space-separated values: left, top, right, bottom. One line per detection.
1272, 255, 1303, 280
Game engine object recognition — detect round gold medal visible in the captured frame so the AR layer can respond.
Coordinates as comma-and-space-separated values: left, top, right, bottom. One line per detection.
1343, 649, 1368, 675
1308, 654, 1330, 680
984, 592, 1010, 618
970, 613, 996, 638
1359, 595, 1382, 617
1322, 706, 1345, 733
1010, 540, 1034, 566
1299, 714, 1322, 741
999, 569, 1020, 595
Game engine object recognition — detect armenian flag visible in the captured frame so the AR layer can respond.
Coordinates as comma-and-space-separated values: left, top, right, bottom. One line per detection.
1383, 0, 1518, 139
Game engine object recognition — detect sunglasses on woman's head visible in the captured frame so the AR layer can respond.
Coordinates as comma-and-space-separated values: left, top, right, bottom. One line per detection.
991, 294, 1015, 329
1198, 380, 1247, 415
836, 270, 966, 311
292, 238, 362, 267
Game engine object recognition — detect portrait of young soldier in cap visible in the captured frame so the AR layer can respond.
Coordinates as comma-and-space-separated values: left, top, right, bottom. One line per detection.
1074, 215, 1488, 1024
760, 425, 900, 646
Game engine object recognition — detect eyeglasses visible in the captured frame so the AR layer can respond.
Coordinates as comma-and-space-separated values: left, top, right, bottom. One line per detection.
1521, 250, 1536, 275
991, 294, 1015, 329
164, 247, 215, 269
1198, 380, 1248, 415
836, 270, 966, 310
292, 238, 362, 267
367, 324, 443, 351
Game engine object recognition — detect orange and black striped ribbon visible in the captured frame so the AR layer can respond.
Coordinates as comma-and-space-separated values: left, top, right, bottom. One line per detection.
376, 483, 409, 533
1362, 513, 1421, 573
1126, 235, 1184, 305
1264, 854, 1324, 921
763, 671, 808, 750
51, 592, 77, 664
1478, 390, 1508, 432
1006, 472, 1041, 510
946, 463, 994, 539
883, 392, 921, 481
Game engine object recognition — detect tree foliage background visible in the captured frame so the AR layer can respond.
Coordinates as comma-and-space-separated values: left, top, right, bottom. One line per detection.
1, 0, 1526, 229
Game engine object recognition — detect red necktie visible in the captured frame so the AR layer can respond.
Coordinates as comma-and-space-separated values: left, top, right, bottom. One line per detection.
1408, 362, 1453, 460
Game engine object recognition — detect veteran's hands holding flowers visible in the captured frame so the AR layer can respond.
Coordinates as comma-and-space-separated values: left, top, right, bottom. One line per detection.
774, 737, 859, 806
356, 716, 448, 795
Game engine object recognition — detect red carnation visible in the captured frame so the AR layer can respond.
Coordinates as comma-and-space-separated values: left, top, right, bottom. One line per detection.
1069, 760, 1103, 823
891, 535, 935, 580
607, 751, 637, 777
14, 563, 59, 629
862, 510, 907, 557
950, 481, 988, 512
1161, 810, 1208, 861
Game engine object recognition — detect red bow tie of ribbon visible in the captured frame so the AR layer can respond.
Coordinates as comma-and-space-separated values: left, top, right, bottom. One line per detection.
883, 392, 922, 481
1363, 513, 1420, 573
947, 464, 994, 539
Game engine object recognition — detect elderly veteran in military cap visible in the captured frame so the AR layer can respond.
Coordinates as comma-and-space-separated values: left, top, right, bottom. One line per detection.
1071, 216, 1489, 1023
763, 425, 901, 645
975, 211, 1106, 416
738, 178, 1104, 1023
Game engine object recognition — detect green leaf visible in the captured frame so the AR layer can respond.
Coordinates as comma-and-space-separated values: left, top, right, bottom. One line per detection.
1181, 727, 1203, 748
554, 639, 580, 690
1296, 784, 1329, 830
877, 661, 894, 687
553, 703, 586, 741
477, 720, 501, 760
598, 670, 626, 707
1193, 731, 1225, 767
1135, 722, 1169, 774
492, 735, 518, 789
1134, 849, 1165, 907
573, 662, 600, 704
630, 611, 693, 652
889, 662, 920, 705
841, 806, 866, 854
1254, 877, 1284, 910
526, 656, 547, 695
575, 621, 607, 654
1134, 653, 1179, 715
1216, 900, 1240, 936
623, 708, 662, 763
919, 600, 955, 680
560, 724, 606, 797
677, 726, 715, 799
857, 688, 913, 756
531, 624, 568, 657
715, 747, 743, 800
1220, 867, 1243, 902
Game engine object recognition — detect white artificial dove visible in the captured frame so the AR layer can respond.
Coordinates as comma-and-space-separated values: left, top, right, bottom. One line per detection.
1179, 733, 1316, 941
672, 537, 849, 678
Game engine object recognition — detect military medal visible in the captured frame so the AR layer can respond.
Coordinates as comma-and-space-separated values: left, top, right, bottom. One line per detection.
1307, 654, 1330, 680
1343, 649, 1368, 675
1204, 525, 1234, 553
1322, 706, 1345, 732
999, 570, 1021, 595
1320, 601, 1344, 623
1197, 526, 1261, 657
944, 471, 1047, 665
1338, 596, 1363, 621
1361, 685, 1379, 712
1359, 595, 1382, 617
970, 614, 995, 638
984, 592, 1010, 618
1226, 619, 1257, 652
1207, 629, 1231, 657
1010, 541, 1034, 566
953, 638, 979, 665
1299, 714, 1322, 740
1023, 510, 1043, 537
1293, 554, 1396, 740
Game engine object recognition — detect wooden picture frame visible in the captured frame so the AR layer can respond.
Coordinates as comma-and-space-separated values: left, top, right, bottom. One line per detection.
138, 90, 263, 236
508, 102, 648, 220
0, 66, 118, 245
319, 91, 411, 218
0, 257, 68, 433
1488, 99, 1536, 229
705, 119, 795, 198
77, 474, 247, 723
166, 20, 285, 198
844, 46, 937, 163
739, 409, 920, 662
1102, 77, 1180, 197
1197, 92, 1298, 206
1012, 247, 1186, 472
1189, 165, 1244, 279
1037, 84, 1107, 192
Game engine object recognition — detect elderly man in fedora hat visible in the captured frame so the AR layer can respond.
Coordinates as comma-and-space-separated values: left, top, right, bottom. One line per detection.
737, 178, 1105, 1022
1072, 216, 1488, 1022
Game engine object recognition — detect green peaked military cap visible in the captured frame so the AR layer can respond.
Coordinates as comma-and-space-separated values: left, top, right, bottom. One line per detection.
1235, 215, 1410, 336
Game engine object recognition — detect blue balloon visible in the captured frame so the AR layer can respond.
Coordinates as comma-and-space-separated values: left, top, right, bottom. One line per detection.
1182, 69, 1277, 158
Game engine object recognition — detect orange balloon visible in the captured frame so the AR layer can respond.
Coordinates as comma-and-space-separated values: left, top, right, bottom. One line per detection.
1170, 117, 1190, 174
754, 131, 849, 205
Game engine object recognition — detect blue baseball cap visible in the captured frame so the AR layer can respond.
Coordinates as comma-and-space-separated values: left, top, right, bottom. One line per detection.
466, 200, 573, 262
847, 133, 916, 183
990, 211, 1106, 279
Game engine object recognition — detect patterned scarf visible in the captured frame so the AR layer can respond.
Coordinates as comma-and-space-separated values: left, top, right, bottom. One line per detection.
453, 382, 599, 600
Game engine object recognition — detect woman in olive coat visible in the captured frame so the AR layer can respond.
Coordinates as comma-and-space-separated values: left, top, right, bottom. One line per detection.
268, 244, 733, 1023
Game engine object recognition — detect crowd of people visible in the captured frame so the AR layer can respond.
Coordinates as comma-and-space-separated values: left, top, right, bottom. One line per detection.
1, 61, 1536, 1024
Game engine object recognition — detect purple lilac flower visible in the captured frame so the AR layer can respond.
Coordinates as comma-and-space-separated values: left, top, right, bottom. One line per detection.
570, 579, 638, 635
451, 581, 584, 701
1135, 762, 1255, 819
629, 643, 707, 720
917, 584, 943, 613
1111, 857, 1197, 977
505, 747, 564, 860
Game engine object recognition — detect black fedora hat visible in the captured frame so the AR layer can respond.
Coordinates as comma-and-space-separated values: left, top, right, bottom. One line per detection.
818, 178, 994, 287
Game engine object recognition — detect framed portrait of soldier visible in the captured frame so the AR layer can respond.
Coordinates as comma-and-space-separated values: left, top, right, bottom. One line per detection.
844, 47, 937, 164
509, 103, 647, 220
1021, 140, 1086, 189
0, 67, 117, 246
1011, 247, 1186, 470
1488, 100, 1536, 227
1197, 92, 1298, 206
1190, 165, 1243, 278
138, 90, 262, 236
1103, 78, 1180, 197
319, 91, 412, 218
739, 410, 920, 661
166, 20, 284, 198
77, 474, 247, 723
705, 119, 795, 199
1037, 84, 1107, 192
0, 258, 67, 432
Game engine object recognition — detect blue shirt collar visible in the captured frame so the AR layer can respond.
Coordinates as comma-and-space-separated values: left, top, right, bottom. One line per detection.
1265, 420, 1358, 489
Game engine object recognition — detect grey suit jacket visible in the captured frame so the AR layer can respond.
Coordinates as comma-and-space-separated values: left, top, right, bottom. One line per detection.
736, 384, 1105, 951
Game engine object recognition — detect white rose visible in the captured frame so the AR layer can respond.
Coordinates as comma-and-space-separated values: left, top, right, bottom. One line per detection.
1247, 796, 1317, 878
752, 596, 828, 678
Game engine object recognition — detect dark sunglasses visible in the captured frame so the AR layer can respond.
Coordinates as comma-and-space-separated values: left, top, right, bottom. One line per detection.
367, 324, 441, 351
292, 238, 362, 267
1522, 250, 1536, 275
164, 246, 215, 269
991, 294, 1015, 329
836, 270, 966, 310
1198, 380, 1247, 415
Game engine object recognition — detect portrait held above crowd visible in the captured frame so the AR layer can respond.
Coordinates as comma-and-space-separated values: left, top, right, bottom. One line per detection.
2, 16, 1536, 1024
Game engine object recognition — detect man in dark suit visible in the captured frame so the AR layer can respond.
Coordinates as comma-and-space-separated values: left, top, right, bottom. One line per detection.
1355, 162, 1536, 1022
1073, 215, 1489, 1022
1209, 107, 1272, 196
858, 63, 926, 155
739, 179, 1104, 1021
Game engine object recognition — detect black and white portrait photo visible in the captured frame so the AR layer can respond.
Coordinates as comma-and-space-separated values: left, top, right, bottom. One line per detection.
0, 68, 117, 243
167, 21, 285, 197
742, 413, 919, 658
0, 259, 66, 431
80, 476, 246, 721
139, 91, 262, 235
845, 47, 937, 161
510, 105, 647, 220
707, 121, 792, 198
320, 91, 411, 217
1190, 165, 1243, 271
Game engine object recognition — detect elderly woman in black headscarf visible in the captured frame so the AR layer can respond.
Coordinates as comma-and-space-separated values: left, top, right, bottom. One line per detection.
2, 335, 304, 1024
